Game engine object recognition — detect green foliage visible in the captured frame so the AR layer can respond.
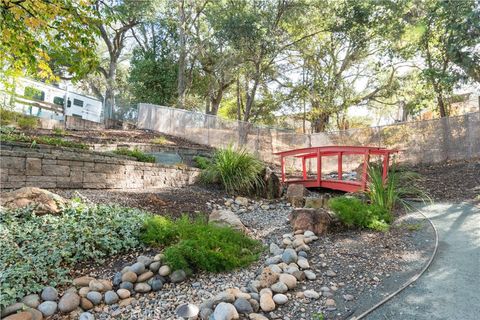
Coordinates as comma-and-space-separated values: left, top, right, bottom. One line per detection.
52, 127, 66, 136
193, 156, 211, 169
367, 219, 390, 232
113, 148, 156, 163
329, 196, 391, 231
367, 165, 430, 213
16, 116, 38, 130
201, 146, 265, 194
0, 130, 87, 149
141, 215, 263, 273
0, 204, 147, 309
151, 136, 168, 145
0, 107, 18, 125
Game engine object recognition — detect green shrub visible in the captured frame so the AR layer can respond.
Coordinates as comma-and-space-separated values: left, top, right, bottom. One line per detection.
329, 196, 391, 230
367, 165, 430, 212
141, 215, 263, 273
367, 218, 390, 232
0, 107, 17, 125
201, 145, 265, 194
16, 116, 38, 130
151, 136, 167, 145
193, 155, 211, 169
113, 148, 155, 163
53, 127, 66, 136
0, 130, 87, 149
0, 203, 147, 309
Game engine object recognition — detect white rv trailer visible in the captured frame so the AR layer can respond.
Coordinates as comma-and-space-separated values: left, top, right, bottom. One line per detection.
1, 78, 103, 123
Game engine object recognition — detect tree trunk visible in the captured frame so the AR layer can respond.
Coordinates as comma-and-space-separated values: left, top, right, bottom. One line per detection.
312, 112, 330, 132
104, 60, 117, 122
177, 0, 186, 109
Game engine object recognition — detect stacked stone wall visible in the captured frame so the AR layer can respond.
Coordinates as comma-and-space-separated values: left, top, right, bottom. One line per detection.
0, 142, 200, 190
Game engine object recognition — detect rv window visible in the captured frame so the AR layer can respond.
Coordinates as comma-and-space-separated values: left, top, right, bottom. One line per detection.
24, 87, 45, 101
53, 96, 64, 106
73, 99, 84, 107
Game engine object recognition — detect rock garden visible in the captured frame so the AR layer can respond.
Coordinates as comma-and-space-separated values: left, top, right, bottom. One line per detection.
0, 143, 436, 320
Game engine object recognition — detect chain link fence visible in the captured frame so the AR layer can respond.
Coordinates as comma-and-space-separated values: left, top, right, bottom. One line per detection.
137, 103, 480, 166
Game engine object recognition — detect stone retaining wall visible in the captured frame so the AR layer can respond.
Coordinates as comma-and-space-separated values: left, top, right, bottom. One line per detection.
0, 142, 201, 190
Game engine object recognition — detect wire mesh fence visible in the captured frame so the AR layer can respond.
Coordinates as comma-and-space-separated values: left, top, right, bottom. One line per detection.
137, 103, 480, 166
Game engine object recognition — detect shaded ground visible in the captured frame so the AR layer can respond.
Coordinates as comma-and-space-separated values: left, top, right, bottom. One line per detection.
368, 203, 480, 320
405, 159, 480, 203
54, 185, 224, 218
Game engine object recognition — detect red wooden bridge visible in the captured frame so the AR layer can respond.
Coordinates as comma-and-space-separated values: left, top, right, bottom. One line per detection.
275, 146, 399, 193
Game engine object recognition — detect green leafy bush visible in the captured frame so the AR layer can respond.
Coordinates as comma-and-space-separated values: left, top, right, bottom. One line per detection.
113, 148, 155, 163
329, 196, 391, 229
201, 146, 265, 194
16, 116, 38, 130
367, 165, 430, 212
141, 215, 263, 273
0, 204, 147, 308
193, 155, 211, 169
53, 127, 66, 136
0, 107, 17, 125
151, 136, 167, 145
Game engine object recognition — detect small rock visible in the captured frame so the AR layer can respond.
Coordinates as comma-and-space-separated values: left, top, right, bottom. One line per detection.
3, 311, 32, 320
303, 290, 320, 299
176, 303, 199, 318
297, 258, 310, 269
249, 314, 269, 320
269, 243, 283, 256
137, 255, 153, 267
279, 273, 297, 289
343, 294, 354, 301
235, 196, 249, 206
119, 281, 134, 291
119, 298, 134, 307
86, 291, 102, 305
104, 291, 119, 305
199, 307, 213, 320
271, 281, 288, 293
259, 294, 275, 312
80, 297, 93, 310
249, 299, 260, 312
151, 279, 163, 291
213, 302, 239, 320
38, 301, 58, 317
117, 289, 131, 299
88, 280, 105, 292
121, 271, 137, 283
292, 271, 306, 281
58, 292, 80, 313
149, 261, 161, 273
41, 286, 58, 301
282, 248, 298, 264
153, 253, 164, 262
134, 283, 151, 293
304, 270, 316, 280
233, 298, 253, 314
79, 312, 95, 320
170, 270, 187, 283
326, 270, 337, 277
298, 251, 308, 258
137, 271, 154, 282
130, 262, 146, 275
214, 292, 236, 303
273, 294, 288, 305
112, 272, 122, 286
158, 265, 171, 276
22, 294, 40, 308
325, 299, 336, 307
304, 230, 315, 237
265, 256, 282, 265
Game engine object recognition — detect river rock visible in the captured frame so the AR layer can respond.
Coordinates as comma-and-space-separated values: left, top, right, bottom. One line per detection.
80, 297, 93, 310
137, 255, 153, 267
297, 257, 310, 269
112, 272, 122, 286
259, 294, 275, 312
269, 243, 283, 256
213, 302, 239, 320
282, 248, 298, 264
149, 261, 161, 273
1, 303, 26, 318
151, 279, 163, 291
257, 267, 279, 288
271, 282, 288, 293
22, 294, 40, 308
86, 291, 102, 305
170, 270, 187, 283
130, 262, 146, 275
159, 265, 171, 276
38, 301, 57, 317
58, 292, 80, 313
304, 290, 320, 299
3, 311, 32, 320
117, 289, 131, 299
209, 209, 246, 232
79, 312, 95, 320
121, 271, 137, 283
249, 314, 269, 320
304, 270, 316, 280
119, 281, 134, 291
176, 303, 199, 318
273, 294, 288, 305
134, 283, 151, 293
137, 271, 154, 282
233, 298, 253, 314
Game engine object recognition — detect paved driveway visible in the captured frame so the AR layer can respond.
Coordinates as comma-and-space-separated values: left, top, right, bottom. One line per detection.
367, 203, 480, 320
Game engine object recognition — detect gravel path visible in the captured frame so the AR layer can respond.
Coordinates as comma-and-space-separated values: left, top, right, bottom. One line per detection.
367, 202, 480, 320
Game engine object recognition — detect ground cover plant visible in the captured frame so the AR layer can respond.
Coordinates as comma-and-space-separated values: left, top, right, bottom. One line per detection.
113, 148, 156, 163
200, 145, 265, 194
0, 203, 147, 308
141, 215, 263, 273
0, 108, 37, 128
0, 127, 88, 149
193, 155, 211, 169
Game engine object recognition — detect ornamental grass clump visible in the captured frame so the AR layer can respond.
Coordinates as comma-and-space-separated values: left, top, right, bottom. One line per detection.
0, 203, 147, 309
141, 215, 263, 273
201, 145, 265, 194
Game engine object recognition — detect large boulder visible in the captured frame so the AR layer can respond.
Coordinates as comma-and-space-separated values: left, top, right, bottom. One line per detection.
285, 184, 307, 207
209, 209, 246, 232
260, 167, 281, 199
0, 187, 66, 215
288, 208, 332, 235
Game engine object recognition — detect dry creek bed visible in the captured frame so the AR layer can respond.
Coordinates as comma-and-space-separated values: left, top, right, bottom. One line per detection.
52, 190, 436, 320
